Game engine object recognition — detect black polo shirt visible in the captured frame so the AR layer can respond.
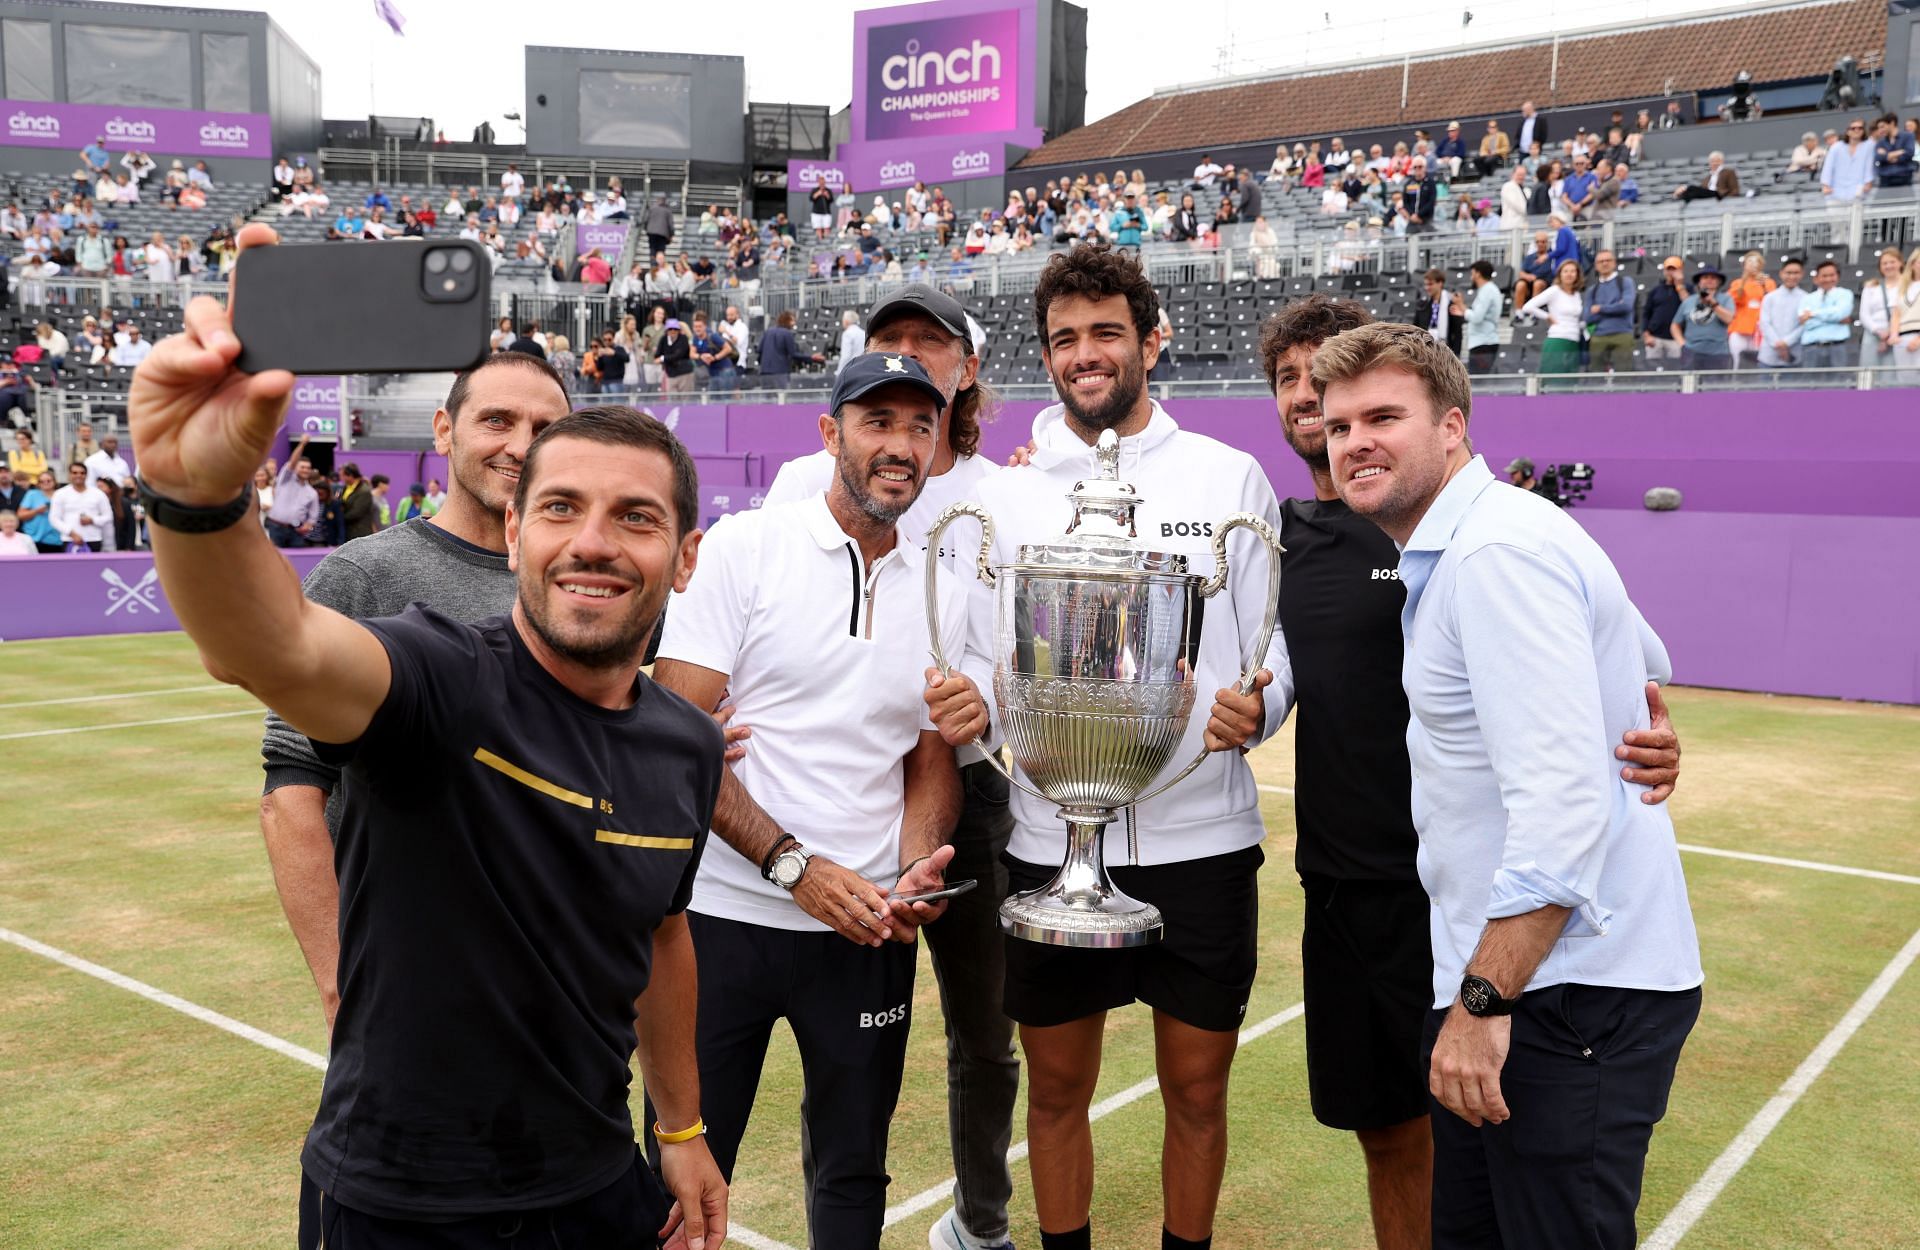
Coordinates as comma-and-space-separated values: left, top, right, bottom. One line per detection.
304, 606, 721, 1218
1277, 497, 1419, 882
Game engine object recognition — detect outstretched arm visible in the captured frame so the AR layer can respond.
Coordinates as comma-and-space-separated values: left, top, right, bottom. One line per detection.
129, 224, 391, 744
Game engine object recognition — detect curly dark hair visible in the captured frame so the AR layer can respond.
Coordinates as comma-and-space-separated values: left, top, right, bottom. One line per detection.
1031, 242, 1160, 346
947, 374, 997, 459
1256, 294, 1374, 393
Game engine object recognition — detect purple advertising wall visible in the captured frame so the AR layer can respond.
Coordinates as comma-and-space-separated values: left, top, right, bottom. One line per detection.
3, 99, 272, 160
283, 376, 346, 444
788, 135, 1010, 194
1, 548, 330, 641
852, 0, 1034, 143
575, 222, 629, 257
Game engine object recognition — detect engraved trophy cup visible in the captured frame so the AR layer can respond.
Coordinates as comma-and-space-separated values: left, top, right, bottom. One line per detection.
925, 429, 1283, 948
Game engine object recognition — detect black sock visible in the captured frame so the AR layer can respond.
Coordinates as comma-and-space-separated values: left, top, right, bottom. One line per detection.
1162, 1231, 1211, 1250
1040, 1223, 1091, 1250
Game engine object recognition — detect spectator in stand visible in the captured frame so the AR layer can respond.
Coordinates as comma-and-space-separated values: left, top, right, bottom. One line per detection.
500, 162, 525, 204
1210, 190, 1239, 235
310, 479, 343, 547
337, 463, 376, 542
1400, 157, 1438, 233
1513, 100, 1546, 155
1857, 247, 1905, 371
50, 460, 109, 551
80, 136, 111, 178
1192, 153, 1224, 189
1560, 152, 1598, 219
645, 193, 676, 261
34, 321, 68, 373
650, 320, 692, 394
1873, 113, 1915, 191
691, 312, 735, 393
1435, 122, 1467, 178
1518, 259, 1587, 374
1475, 120, 1512, 178
109, 325, 152, 367
1822, 119, 1875, 201
1616, 162, 1640, 204
1589, 160, 1623, 222
1546, 213, 1580, 273
1795, 260, 1856, 370
18, 467, 59, 551
756, 309, 821, 388
1786, 133, 1824, 181
1672, 151, 1741, 201
837, 309, 866, 375
1897, 252, 1920, 376
1464, 259, 1503, 374
809, 181, 836, 240
579, 247, 612, 288
546, 333, 578, 391
1510, 231, 1554, 308
1528, 159, 1560, 217
1320, 180, 1350, 216
0, 507, 36, 556
1586, 249, 1638, 373
83, 433, 131, 489
188, 161, 213, 193
0, 201, 25, 240
1725, 252, 1777, 367
1267, 143, 1295, 185
0, 463, 25, 516
1656, 100, 1686, 130
1758, 257, 1808, 369
1417, 268, 1465, 355
1236, 169, 1263, 223
1598, 127, 1633, 169
1672, 265, 1737, 370
1302, 144, 1326, 189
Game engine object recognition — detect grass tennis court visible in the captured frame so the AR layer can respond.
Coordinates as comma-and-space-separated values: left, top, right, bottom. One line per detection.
3, 633, 1918, 1249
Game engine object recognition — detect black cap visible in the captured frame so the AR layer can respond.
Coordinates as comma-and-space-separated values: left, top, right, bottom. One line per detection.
829, 352, 948, 417
864, 283, 972, 346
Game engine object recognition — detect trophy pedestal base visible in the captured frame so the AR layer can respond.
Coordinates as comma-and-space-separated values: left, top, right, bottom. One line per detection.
1000, 885, 1164, 948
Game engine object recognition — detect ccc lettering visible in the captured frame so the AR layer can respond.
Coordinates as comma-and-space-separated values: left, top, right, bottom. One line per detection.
859, 1003, 909, 1029
1159, 521, 1215, 538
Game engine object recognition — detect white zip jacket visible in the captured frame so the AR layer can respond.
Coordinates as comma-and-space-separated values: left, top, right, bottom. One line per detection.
960, 401, 1293, 867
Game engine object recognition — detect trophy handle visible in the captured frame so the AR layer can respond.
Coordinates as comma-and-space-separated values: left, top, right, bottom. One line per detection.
922, 502, 1047, 801
1133, 511, 1285, 806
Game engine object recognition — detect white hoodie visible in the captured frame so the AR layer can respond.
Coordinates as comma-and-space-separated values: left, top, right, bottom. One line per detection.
964, 401, 1293, 867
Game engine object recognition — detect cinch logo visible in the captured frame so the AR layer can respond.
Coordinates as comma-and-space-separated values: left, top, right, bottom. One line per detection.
8, 111, 60, 137
1160, 521, 1215, 538
198, 121, 251, 146
879, 160, 917, 181
881, 37, 1003, 90
794, 164, 845, 190
294, 382, 340, 405
105, 116, 158, 143
1371, 568, 1402, 580
860, 1003, 909, 1029
950, 149, 992, 173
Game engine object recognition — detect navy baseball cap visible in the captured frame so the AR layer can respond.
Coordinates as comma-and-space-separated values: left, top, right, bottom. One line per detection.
830, 352, 947, 417
864, 283, 972, 345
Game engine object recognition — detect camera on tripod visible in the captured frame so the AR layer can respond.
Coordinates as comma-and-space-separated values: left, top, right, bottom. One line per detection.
1537, 463, 1595, 509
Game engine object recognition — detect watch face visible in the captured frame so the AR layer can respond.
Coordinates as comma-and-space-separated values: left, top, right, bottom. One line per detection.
772, 852, 803, 888
1462, 978, 1491, 1014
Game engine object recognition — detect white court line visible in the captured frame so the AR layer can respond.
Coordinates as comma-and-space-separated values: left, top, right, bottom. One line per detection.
0, 708, 260, 741
1642, 924, 1920, 1249
0, 926, 795, 1250
0, 683, 233, 711
0, 925, 328, 1070
880, 1001, 1307, 1230
1676, 843, 1920, 888
1257, 784, 1294, 796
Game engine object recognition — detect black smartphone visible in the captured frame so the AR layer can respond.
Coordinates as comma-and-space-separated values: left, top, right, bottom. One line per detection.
232, 241, 492, 375
888, 878, 979, 905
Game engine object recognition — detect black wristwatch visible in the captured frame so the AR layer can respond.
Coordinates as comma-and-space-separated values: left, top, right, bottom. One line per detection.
135, 475, 257, 534
1459, 974, 1520, 1017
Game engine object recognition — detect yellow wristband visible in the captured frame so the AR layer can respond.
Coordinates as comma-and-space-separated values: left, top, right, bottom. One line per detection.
653, 1117, 706, 1145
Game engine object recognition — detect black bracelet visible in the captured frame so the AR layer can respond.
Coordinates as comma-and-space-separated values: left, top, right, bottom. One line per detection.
759, 833, 797, 881
135, 475, 257, 535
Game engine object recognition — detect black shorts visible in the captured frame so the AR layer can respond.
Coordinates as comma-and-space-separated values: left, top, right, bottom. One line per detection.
1002, 844, 1262, 1033
1300, 873, 1434, 1131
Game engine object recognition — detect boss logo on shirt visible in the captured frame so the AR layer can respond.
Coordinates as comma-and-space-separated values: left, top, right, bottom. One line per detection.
859, 1003, 909, 1029
1371, 568, 1402, 580
1160, 521, 1215, 538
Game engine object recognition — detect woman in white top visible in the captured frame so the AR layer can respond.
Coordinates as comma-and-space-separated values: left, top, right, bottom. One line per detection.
1858, 247, 1905, 371
254, 466, 275, 525
1898, 252, 1920, 379
1518, 259, 1586, 373
1786, 134, 1823, 179
1500, 164, 1531, 230
143, 231, 176, 284
614, 314, 644, 388
1321, 185, 1349, 215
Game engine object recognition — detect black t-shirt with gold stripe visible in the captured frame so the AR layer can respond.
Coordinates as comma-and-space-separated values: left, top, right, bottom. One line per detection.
304, 606, 721, 1219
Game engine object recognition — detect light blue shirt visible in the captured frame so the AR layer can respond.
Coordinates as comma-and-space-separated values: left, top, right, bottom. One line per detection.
1798, 285, 1855, 345
1821, 138, 1875, 201
1464, 281, 1502, 350
1758, 285, 1806, 364
1397, 457, 1703, 1008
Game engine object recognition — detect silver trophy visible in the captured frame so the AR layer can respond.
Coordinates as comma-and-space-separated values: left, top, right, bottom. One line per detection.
925, 429, 1283, 948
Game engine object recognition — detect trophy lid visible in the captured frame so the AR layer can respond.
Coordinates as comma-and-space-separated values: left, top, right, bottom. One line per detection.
1016, 429, 1186, 574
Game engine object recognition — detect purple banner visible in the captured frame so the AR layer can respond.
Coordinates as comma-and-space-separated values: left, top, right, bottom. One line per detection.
575, 222, 629, 257
3, 99, 272, 160
801, 137, 1009, 195
0, 549, 329, 641
852, 0, 1037, 144
284, 376, 345, 443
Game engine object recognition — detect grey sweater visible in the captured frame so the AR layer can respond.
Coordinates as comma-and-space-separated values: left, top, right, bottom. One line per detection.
260, 519, 516, 811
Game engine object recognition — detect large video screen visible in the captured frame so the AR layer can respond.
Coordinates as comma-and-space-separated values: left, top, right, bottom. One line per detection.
578, 69, 691, 150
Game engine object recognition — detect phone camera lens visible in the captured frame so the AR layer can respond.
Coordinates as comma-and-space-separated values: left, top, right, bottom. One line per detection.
425, 249, 449, 274
449, 249, 474, 274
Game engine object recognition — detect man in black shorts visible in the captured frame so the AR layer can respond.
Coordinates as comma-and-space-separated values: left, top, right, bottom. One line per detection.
1241, 295, 1682, 1249
128, 225, 728, 1250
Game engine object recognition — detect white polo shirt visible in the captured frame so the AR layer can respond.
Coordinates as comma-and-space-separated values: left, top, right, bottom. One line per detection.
657, 492, 970, 931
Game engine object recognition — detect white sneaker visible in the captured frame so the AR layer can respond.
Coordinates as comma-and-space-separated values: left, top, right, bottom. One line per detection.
928, 1208, 1017, 1250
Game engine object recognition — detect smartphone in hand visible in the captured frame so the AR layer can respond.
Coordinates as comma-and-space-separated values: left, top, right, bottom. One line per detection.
232, 241, 493, 375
